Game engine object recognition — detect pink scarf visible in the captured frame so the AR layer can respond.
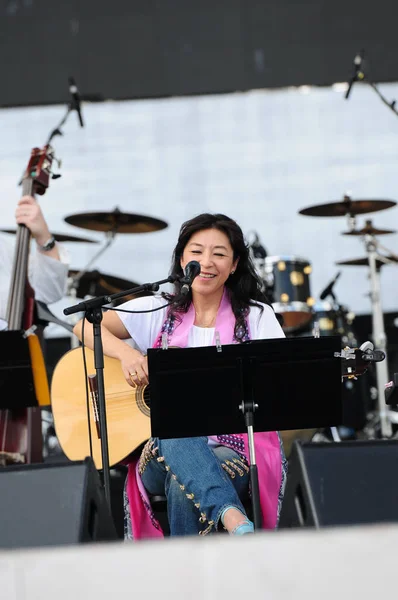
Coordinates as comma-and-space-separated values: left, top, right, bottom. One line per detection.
125, 289, 283, 539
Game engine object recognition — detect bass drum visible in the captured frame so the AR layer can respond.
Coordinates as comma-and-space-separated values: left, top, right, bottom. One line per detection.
304, 301, 358, 347
264, 256, 314, 332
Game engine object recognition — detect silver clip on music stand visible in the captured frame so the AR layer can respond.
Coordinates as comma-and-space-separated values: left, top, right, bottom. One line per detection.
147, 335, 344, 530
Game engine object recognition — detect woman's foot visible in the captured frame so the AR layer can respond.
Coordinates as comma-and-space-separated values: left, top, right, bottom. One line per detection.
221, 507, 254, 535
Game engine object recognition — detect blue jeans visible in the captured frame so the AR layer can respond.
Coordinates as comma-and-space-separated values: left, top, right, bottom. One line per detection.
140, 436, 250, 536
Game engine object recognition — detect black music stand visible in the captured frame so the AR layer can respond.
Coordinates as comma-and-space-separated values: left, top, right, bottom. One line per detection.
147, 335, 343, 530
0, 331, 38, 409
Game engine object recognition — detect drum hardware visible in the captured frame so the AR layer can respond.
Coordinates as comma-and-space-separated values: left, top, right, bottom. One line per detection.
336, 233, 398, 437
0, 229, 99, 244
299, 194, 396, 231
64, 207, 168, 311
64, 206, 168, 234
67, 269, 149, 301
341, 219, 396, 237
299, 193, 397, 438
336, 256, 398, 268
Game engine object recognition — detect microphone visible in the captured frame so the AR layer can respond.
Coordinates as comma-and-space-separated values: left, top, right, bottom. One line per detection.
68, 76, 84, 127
319, 271, 341, 300
345, 51, 365, 100
180, 261, 201, 296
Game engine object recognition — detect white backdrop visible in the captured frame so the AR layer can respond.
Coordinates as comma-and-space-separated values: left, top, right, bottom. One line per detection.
1, 82, 398, 330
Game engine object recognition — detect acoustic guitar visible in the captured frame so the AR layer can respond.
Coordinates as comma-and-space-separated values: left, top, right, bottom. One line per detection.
50, 343, 384, 469
51, 347, 151, 468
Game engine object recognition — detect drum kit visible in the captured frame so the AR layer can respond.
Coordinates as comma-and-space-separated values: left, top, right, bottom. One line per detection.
255, 193, 398, 445
2, 206, 167, 339
3, 197, 398, 449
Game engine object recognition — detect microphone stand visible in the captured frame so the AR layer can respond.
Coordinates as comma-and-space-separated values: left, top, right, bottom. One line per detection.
46, 75, 84, 145
367, 80, 398, 119
345, 52, 398, 119
63, 275, 177, 508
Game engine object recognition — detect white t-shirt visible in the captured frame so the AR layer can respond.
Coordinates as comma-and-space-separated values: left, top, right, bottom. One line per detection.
0, 235, 69, 326
117, 294, 285, 352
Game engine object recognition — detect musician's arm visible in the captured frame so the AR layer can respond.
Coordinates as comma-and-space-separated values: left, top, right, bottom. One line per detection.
73, 311, 148, 386
29, 245, 69, 304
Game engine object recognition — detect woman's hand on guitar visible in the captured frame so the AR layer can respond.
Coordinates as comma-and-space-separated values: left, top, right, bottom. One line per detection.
119, 347, 149, 387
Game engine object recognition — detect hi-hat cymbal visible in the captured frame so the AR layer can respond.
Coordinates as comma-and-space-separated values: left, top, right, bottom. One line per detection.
341, 220, 396, 236
336, 256, 398, 268
0, 229, 98, 243
64, 207, 168, 234
299, 198, 396, 217
68, 269, 153, 301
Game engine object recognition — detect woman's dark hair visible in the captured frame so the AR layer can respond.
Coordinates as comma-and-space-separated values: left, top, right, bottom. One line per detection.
165, 213, 272, 340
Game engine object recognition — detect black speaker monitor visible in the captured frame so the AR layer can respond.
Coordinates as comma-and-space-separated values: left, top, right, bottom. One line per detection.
0, 458, 118, 549
279, 440, 398, 528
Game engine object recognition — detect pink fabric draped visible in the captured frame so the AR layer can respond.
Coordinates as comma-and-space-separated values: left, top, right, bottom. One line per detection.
126, 289, 283, 539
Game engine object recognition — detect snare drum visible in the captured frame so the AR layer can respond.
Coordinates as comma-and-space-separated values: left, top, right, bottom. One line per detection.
264, 256, 314, 332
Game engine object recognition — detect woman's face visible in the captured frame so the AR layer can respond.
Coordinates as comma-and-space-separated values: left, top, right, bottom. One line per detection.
180, 228, 239, 296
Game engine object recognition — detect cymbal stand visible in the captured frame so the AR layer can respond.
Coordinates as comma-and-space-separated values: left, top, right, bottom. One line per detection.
69, 231, 116, 292
67, 231, 116, 349
364, 233, 392, 437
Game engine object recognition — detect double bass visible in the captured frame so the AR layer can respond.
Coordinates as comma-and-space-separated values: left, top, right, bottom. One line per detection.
0, 146, 56, 466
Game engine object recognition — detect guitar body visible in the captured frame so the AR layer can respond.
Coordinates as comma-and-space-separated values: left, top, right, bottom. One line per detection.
51, 347, 151, 469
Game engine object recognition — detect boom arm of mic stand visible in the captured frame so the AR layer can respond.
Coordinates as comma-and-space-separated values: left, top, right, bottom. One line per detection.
368, 81, 398, 118
347, 73, 398, 119
64, 276, 177, 315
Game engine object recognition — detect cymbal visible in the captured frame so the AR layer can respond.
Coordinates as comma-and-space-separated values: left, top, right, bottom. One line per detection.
0, 229, 98, 243
64, 207, 168, 234
299, 198, 396, 217
68, 269, 153, 301
341, 220, 396, 236
336, 256, 398, 268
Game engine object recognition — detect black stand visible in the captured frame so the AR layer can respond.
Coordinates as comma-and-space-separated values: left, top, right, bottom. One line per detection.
147, 335, 344, 531
240, 399, 262, 528
84, 306, 111, 505
63, 275, 176, 508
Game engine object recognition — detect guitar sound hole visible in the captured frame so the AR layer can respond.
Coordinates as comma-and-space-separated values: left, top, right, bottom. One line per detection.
143, 386, 150, 408
137, 385, 150, 417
